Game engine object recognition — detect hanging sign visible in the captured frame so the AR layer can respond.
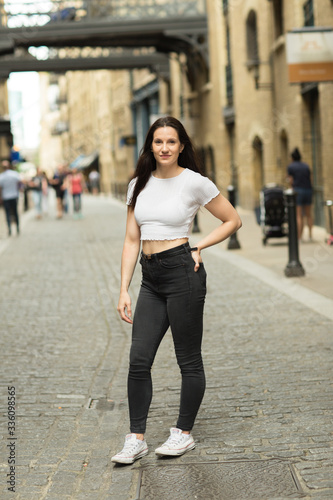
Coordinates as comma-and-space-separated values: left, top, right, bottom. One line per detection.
286, 29, 333, 83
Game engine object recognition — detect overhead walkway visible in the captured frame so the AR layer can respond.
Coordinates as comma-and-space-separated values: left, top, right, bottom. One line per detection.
0, 0, 208, 82
0, 48, 171, 79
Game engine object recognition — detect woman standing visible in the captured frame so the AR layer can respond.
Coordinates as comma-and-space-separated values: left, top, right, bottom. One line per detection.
112, 117, 242, 465
50, 165, 67, 219
66, 167, 86, 218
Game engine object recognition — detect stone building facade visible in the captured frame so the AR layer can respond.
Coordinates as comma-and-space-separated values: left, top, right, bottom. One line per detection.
39, 73, 64, 175
0, 80, 12, 162
211, 0, 333, 227
0, 10, 11, 161
38, 0, 333, 227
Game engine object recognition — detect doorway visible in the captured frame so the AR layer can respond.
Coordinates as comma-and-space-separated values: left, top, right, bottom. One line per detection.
302, 86, 324, 226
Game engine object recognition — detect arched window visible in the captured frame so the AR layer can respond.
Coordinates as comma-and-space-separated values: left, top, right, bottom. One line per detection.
246, 10, 259, 67
303, 0, 314, 27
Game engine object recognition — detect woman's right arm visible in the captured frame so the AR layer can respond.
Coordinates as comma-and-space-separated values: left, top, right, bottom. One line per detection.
117, 206, 141, 324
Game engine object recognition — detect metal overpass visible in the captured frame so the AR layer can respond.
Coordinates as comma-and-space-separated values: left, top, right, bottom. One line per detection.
0, 0, 208, 84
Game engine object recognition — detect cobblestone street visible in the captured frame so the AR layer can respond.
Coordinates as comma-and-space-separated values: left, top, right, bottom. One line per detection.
0, 195, 332, 499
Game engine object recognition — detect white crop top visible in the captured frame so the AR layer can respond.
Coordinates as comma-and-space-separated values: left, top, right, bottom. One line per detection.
126, 168, 220, 240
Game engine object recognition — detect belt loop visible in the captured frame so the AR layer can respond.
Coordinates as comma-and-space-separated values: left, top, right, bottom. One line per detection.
142, 251, 152, 260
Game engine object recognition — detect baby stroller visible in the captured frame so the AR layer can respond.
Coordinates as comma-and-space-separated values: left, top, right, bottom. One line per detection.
259, 184, 288, 245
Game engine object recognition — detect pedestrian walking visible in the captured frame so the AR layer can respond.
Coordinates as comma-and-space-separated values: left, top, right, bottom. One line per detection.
50, 165, 67, 219
287, 147, 313, 241
28, 168, 44, 219
41, 171, 50, 215
62, 164, 70, 214
88, 169, 100, 195
0, 160, 22, 236
66, 167, 86, 218
112, 116, 242, 465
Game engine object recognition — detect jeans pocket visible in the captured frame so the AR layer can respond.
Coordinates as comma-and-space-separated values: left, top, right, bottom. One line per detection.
159, 256, 185, 269
197, 263, 207, 288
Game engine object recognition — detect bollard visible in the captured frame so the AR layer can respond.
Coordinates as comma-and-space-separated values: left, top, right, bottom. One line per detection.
227, 185, 241, 249
325, 200, 333, 246
284, 189, 305, 277
24, 187, 29, 211
192, 213, 200, 233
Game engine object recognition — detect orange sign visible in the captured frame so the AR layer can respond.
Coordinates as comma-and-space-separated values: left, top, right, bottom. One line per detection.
286, 30, 333, 83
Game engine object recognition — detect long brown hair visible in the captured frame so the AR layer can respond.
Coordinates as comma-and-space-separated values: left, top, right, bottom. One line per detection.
129, 116, 203, 207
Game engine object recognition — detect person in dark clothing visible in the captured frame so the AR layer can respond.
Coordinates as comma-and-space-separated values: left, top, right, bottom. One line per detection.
287, 147, 313, 241
28, 168, 44, 219
0, 160, 21, 236
50, 165, 67, 219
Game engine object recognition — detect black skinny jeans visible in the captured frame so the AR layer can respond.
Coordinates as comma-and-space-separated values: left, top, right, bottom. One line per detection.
72, 193, 82, 213
3, 198, 19, 232
128, 242, 207, 434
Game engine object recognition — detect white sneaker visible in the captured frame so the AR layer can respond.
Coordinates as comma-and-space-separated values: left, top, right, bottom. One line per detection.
155, 428, 195, 457
111, 434, 148, 464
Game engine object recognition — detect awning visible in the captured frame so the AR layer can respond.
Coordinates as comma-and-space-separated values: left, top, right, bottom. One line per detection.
70, 151, 98, 170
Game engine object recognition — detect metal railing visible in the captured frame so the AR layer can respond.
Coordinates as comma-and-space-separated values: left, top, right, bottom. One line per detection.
0, 0, 206, 27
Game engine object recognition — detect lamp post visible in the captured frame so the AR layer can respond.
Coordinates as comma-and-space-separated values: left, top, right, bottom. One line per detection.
325, 200, 333, 246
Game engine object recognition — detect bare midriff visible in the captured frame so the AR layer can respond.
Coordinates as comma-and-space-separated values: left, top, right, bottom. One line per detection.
142, 237, 189, 256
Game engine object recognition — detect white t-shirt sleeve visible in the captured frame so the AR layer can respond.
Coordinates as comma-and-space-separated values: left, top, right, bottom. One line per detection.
126, 178, 137, 206
192, 174, 220, 207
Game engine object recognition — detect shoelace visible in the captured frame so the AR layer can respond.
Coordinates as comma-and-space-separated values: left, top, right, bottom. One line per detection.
165, 434, 185, 446
119, 439, 139, 455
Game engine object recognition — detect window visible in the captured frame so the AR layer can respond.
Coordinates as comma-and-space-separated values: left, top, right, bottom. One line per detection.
272, 0, 284, 38
303, 0, 314, 27
246, 10, 259, 66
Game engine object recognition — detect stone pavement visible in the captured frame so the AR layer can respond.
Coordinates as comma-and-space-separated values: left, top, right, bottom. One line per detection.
193, 205, 333, 301
0, 194, 332, 500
